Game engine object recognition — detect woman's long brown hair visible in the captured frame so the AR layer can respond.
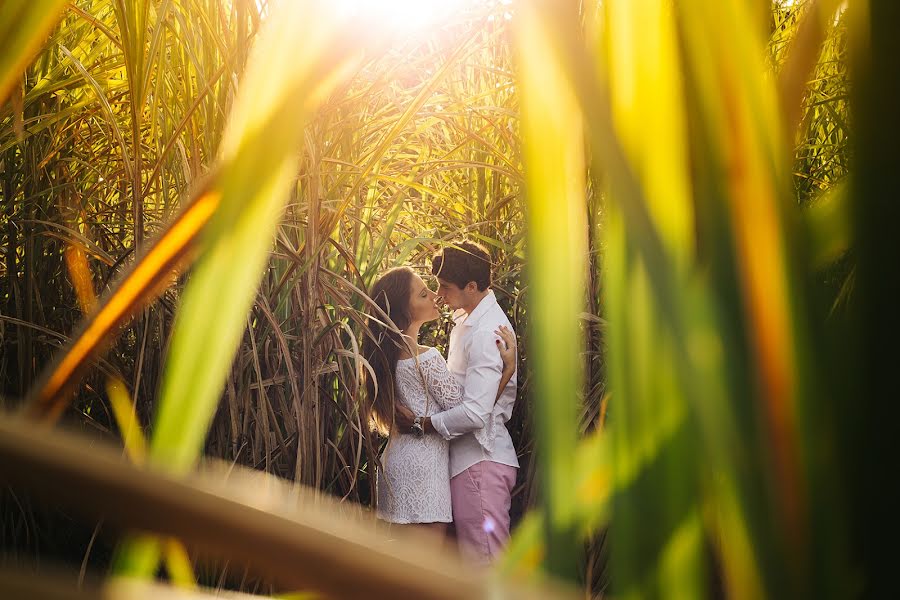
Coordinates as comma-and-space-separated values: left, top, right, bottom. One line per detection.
362, 266, 414, 435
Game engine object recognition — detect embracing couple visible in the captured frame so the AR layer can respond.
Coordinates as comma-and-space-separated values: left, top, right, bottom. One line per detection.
363, 241, 519, 565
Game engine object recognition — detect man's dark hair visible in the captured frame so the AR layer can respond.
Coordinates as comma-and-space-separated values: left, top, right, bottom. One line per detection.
431, 241, 492, 291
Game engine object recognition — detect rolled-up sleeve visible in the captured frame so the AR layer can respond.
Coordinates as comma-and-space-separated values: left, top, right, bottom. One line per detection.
430, 329, 501, 440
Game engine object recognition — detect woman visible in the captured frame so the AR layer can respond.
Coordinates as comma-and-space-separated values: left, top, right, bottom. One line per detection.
363, 266, 516, 535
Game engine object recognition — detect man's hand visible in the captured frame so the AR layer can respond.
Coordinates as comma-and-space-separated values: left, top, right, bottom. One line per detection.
395, 404, 416, 431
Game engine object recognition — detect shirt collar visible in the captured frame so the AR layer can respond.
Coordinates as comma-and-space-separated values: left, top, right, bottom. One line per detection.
454, 289, 497, 328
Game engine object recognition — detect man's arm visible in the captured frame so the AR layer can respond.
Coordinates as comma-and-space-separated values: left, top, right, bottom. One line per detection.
428, 330, 504, 440
395, 327, 516, 435
423, 373, 513, 434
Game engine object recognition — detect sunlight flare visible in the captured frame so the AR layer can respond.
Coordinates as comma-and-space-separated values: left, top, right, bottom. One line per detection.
332, 0, 500, 33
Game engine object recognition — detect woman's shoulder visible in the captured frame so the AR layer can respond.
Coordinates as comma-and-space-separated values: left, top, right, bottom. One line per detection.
397, 346, 439, 363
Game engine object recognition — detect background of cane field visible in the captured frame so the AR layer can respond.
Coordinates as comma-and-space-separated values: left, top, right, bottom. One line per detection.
2, 0, 896, 598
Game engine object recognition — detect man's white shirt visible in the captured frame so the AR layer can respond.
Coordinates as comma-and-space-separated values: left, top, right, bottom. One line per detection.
430, 290, 519, 478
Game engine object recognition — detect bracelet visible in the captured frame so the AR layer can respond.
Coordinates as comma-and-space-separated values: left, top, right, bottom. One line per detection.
411, 415, 424, 438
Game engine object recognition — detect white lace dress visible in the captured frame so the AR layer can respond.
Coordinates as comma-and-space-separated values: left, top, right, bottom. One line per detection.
376, 347, 464, 524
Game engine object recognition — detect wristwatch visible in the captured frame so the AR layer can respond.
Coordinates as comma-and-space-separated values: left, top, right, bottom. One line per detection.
411, 415, 425, 438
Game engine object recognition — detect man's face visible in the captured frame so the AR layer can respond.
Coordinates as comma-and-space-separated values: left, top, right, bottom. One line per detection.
435, 278, 467, 311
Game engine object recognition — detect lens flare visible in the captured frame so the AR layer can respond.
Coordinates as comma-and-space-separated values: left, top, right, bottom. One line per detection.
482, 516, 496, 534
332, 0, 470, 33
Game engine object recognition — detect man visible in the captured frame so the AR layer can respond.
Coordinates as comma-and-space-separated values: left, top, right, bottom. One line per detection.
397, 241, 519, 565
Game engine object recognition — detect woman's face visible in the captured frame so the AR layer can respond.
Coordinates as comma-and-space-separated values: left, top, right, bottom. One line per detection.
408, 273, 440, 324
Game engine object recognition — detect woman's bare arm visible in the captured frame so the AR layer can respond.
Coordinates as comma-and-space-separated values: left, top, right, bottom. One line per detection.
494, 325, 517, 402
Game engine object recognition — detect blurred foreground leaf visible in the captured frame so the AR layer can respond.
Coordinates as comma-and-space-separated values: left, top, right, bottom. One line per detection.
514, 0, 588, 582
0, 0, 68, 105
0, 415, 577, 599
115, 0, 373, 577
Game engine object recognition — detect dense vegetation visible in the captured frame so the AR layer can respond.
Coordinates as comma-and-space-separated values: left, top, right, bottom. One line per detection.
2, 0, 896, 598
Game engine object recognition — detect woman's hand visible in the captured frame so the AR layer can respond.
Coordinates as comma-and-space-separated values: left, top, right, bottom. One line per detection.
395, 403, 416, 430
494, 325, 517, 374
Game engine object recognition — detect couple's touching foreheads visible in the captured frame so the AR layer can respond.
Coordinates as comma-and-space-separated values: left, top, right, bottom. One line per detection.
362, 240, 519, 566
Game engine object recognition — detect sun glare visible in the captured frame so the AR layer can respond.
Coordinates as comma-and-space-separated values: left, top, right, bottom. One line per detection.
333, 0, 511, 33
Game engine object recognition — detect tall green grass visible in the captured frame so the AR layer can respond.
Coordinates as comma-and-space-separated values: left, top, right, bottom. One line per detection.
2, 0, 889, 598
